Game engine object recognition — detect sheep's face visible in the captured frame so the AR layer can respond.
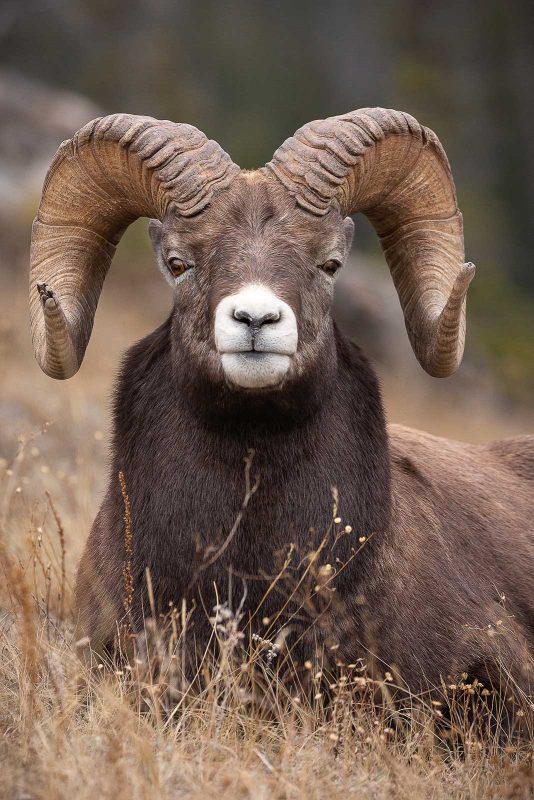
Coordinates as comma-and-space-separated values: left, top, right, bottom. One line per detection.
150, 173, 354, 394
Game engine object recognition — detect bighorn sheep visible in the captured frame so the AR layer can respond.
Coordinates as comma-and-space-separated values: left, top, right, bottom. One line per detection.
30, 109, 534, 696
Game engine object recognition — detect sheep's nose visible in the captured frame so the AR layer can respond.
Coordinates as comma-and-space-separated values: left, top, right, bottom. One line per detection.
233, 308, 280, 329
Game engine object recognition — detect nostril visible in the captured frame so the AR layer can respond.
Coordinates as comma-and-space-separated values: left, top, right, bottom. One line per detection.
233, 309, 281, 328
233, 308, 253, 325
260, 311, 281, 325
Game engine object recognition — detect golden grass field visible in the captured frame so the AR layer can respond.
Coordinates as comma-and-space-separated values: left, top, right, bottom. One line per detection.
1, 249, 534, 799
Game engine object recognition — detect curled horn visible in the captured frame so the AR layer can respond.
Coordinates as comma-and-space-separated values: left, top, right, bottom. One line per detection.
265, 107, 475, 377
30, 113, 239, 378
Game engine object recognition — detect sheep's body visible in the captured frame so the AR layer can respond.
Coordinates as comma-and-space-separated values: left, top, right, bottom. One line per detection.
30, 107, 533, 695
387, 427, 534, 690
76, 318, 534, 692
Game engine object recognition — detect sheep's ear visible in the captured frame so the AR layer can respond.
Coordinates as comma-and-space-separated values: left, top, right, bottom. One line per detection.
148, 219, 164, 267
343, 217, 355, 255
148, 219, 173, 286
149, 219, 163, 252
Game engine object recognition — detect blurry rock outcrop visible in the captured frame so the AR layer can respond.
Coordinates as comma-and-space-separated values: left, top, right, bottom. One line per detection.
0, 69, 100, 264
335, 257, 406, 371
334, 255, 493, 406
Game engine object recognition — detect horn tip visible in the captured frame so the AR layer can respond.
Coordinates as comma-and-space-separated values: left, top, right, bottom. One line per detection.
462, 261, 476, 282
32, 282, 80, 380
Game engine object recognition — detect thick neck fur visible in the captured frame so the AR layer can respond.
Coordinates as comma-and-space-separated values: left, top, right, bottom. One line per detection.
112, 314, 391, 630
170, 310, 339, 430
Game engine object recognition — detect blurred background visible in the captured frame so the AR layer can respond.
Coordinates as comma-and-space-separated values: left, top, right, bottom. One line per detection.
1, 1, 533, 556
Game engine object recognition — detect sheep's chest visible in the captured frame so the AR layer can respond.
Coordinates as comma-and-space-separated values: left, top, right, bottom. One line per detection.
118, 400, 388, 634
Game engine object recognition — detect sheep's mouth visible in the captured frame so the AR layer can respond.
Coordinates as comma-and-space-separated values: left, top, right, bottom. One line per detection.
220, 351, 293, 389
221, 347, 292, 357
236, 350, 276, 359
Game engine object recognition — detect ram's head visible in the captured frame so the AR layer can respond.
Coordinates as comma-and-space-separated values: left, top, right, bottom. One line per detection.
30, 109, 474, 391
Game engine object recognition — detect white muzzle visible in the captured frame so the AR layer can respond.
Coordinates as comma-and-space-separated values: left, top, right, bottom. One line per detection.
214, 284, 298, 389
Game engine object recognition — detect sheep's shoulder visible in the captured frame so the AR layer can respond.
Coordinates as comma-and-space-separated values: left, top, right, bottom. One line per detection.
387, 423, 533, 539
486, 435, 534, 481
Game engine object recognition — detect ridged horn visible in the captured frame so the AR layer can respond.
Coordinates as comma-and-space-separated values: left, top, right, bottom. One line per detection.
30, 113, 239, 378
265, 107, 475, 377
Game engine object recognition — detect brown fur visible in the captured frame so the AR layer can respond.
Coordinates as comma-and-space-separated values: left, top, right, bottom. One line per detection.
75, 172, 534, 697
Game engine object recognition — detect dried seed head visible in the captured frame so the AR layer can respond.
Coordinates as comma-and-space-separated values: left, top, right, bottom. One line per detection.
318, 563, 333, 578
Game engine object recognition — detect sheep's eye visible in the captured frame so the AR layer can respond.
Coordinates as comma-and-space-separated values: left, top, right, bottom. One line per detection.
319, 259, 341, 276
168, 257, 192, 278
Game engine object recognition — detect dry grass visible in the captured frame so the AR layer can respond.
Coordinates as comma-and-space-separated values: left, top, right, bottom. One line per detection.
1, 508, 533, 800
1, 259, 534, 799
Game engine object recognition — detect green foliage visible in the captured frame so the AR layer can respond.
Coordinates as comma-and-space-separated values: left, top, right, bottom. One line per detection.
470, 268, 534, 403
